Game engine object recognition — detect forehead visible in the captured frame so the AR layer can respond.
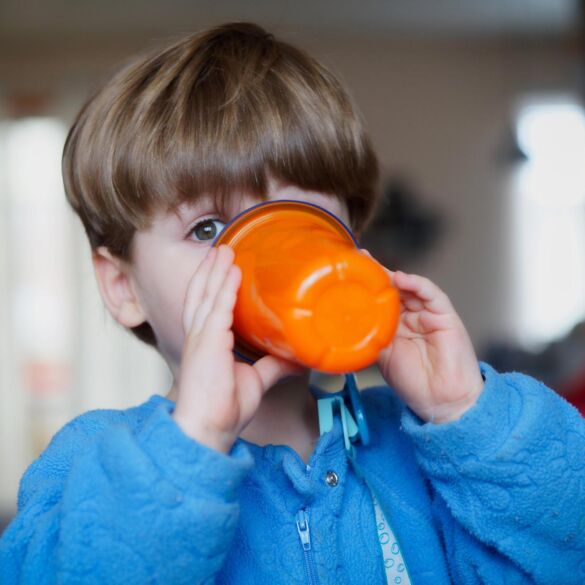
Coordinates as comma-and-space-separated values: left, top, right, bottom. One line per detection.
167, 193, 256, 227
266, 187, 349, 222
173, 196, 227, 220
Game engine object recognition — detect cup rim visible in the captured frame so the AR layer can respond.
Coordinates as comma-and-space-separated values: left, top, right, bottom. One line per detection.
213, 199, 360, 249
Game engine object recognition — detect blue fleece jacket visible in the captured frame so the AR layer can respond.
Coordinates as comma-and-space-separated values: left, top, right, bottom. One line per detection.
1, 363, 584, 584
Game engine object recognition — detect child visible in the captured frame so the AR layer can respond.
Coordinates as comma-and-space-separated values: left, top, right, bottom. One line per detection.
1, 22, 584, 585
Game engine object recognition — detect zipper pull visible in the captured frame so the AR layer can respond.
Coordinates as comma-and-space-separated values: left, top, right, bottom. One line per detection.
296, 509, 311, 551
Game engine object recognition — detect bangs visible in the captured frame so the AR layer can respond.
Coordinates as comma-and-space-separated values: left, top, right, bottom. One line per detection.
131, 37, 376, 225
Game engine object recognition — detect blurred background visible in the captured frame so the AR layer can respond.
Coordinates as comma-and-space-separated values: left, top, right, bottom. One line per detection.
2, 0, 585, 530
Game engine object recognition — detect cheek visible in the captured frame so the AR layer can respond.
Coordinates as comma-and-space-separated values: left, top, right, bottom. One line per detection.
137, 262, 194, 336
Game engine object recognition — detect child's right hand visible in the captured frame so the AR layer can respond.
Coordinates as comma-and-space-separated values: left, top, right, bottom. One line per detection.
172, 245, 305, 453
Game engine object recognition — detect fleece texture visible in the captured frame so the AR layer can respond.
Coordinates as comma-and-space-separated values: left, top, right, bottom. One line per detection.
1, 363, 584, 584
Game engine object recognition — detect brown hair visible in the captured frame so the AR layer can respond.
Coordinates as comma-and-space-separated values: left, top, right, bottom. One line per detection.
63, 22, 380, 345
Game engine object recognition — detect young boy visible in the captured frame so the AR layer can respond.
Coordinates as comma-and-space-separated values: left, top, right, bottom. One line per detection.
1, 22, 584, 585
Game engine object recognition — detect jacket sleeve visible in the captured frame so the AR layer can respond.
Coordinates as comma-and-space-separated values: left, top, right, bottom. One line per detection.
401, 362, 585, 585
0, 402, 253, 585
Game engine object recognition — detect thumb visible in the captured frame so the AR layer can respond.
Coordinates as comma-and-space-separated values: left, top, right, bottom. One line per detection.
253, 354, 307, 391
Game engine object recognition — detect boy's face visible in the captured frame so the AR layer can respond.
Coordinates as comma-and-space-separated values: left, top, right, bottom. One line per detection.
122, 184, 350, 376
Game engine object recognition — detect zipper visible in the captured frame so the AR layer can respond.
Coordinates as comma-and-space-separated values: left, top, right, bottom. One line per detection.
296, 508, 319, 584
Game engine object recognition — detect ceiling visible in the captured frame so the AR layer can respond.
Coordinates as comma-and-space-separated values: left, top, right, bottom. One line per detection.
0, 0, 580, 46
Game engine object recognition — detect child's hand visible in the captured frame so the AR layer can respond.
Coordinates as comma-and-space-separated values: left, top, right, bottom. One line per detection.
173, 245, 304, 453
364, 252, 484, 424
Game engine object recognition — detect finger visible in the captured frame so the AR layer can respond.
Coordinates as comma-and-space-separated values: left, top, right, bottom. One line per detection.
402, 307, 452, 335
200, 265, 242, 342
400, 294, 425, 312
252, 355, 307, 392
392, 272, 452, 314
203, 245, 235, 304
183, 247, 218, 333
191, 246, 235, 334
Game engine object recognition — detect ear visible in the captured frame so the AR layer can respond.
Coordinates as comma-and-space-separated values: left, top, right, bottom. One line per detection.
92, 247, 146, 328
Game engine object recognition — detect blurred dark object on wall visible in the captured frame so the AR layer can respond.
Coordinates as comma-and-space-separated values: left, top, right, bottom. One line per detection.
481, 322, 585, 415
360, 177, 444, 271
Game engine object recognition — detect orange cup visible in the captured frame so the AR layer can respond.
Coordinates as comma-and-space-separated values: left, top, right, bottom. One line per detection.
214, 200, 400, 373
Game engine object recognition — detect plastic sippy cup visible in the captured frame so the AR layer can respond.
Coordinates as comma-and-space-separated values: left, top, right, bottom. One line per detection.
214, 200, 400, 374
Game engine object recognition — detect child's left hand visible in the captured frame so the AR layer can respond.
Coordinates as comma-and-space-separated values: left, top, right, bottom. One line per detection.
364, 252, 484, 424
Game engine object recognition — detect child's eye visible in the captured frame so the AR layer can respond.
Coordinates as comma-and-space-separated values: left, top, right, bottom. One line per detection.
188, 218, 226, 242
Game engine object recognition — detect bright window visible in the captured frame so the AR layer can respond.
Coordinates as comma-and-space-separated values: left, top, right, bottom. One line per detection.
513, 97, 585, 348
0, 117, 73, 510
